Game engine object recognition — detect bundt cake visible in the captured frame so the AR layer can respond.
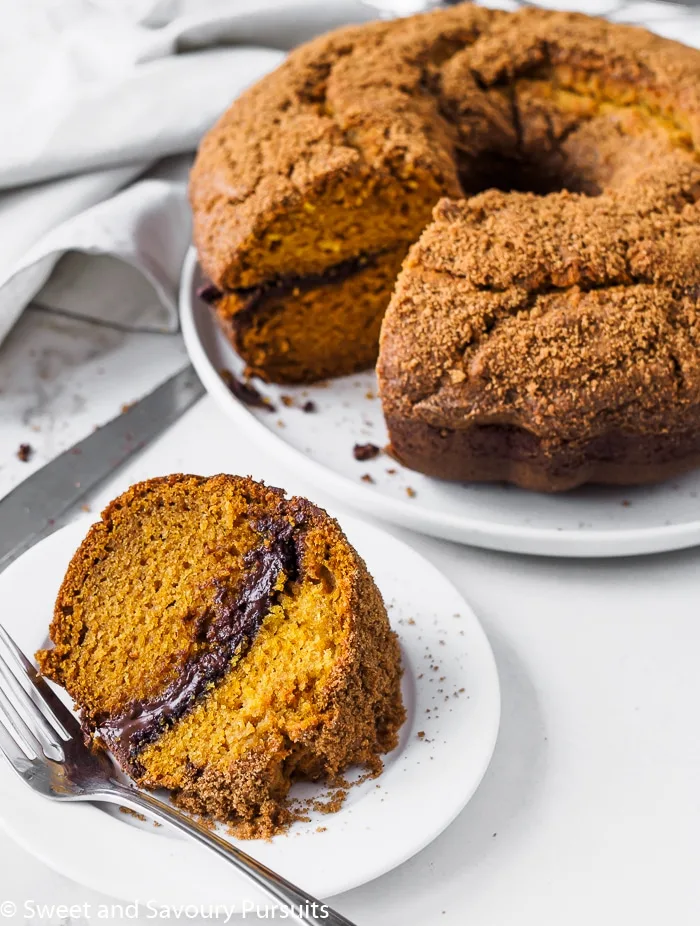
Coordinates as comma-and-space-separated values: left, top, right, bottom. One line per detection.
37, 475, 404, 837
190, 5, 700, 490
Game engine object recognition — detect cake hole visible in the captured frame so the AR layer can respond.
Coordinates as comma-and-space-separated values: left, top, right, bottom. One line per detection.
309, 564, 336, 593
457, 151, 601, 198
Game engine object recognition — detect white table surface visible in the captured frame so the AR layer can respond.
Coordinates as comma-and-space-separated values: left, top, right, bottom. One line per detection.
1, 306, 700, 925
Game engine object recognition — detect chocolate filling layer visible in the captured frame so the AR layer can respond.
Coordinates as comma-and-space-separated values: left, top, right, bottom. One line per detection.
95, 515, 303, 771
198, 253, 380, 318
236, 253, 378, 316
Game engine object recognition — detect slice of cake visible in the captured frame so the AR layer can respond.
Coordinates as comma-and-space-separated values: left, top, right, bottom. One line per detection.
37, 474, 404, 837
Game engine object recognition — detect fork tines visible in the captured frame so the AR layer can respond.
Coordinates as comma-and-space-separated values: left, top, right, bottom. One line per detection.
0, 624, 71, 763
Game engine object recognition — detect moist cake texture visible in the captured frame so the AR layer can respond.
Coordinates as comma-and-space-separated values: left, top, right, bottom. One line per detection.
37, 475, 404, 837
191, 5, 700, 489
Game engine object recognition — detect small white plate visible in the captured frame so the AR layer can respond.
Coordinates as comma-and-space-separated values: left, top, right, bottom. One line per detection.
0, 517, 499, 907
181, 248, 700, 557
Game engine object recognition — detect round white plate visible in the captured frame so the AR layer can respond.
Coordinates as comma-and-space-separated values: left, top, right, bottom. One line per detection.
181, 248, 700, 557
0, 517, 499, 908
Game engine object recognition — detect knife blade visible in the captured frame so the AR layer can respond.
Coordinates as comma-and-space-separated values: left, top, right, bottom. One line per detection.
0, 363, 205, 573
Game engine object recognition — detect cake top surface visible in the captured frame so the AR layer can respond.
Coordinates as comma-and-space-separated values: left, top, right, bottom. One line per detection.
190, 4, 700, 289
379, 168, 700, 443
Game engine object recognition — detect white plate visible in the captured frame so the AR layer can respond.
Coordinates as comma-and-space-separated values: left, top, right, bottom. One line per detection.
181, 248, 700, 557
0, 517, 499, 908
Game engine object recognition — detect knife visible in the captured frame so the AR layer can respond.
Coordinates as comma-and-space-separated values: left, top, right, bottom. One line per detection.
0, 363, 205, 573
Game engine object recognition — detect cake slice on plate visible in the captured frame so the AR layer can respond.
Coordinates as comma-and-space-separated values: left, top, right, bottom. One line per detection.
37, 474, 404, 837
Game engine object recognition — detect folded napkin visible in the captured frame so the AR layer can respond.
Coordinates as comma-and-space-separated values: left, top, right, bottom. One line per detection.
0, 0, 698, 350
0, 0, 378, 346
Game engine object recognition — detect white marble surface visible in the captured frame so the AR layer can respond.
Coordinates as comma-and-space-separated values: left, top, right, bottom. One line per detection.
2, 309, 700, 926
0, 307, 188, 496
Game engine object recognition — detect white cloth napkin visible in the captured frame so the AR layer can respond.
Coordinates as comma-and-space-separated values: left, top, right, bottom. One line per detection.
0, 0, 376, 347
1, 0, 699, 350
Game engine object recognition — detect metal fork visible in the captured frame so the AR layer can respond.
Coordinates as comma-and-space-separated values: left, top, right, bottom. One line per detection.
0, 623, 356, 926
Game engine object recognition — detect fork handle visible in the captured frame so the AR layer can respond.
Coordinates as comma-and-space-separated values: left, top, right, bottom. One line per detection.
96, 785, 357, 926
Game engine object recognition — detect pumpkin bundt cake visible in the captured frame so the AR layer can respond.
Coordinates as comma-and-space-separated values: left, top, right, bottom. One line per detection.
37, 475, 404, 837
190, 5, 700, 489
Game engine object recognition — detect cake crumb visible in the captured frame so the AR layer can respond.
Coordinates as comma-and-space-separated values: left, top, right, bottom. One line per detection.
119, 807, 147, 822
353, 442, 381, 461
302, 400, 317, 413
361, 473, 375, 483
17, 443, 32, 462
120, 401, 135, 414
406, 486, 417, 498
220, 369, 275, 412
281, 394, 294, 407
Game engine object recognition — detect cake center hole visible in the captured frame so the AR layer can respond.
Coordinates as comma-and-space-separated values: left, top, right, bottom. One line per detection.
457, 150, 602, 198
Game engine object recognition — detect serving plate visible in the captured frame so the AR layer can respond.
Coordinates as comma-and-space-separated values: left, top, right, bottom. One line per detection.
181, 249, 700, 557
0, 516, 500, 907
